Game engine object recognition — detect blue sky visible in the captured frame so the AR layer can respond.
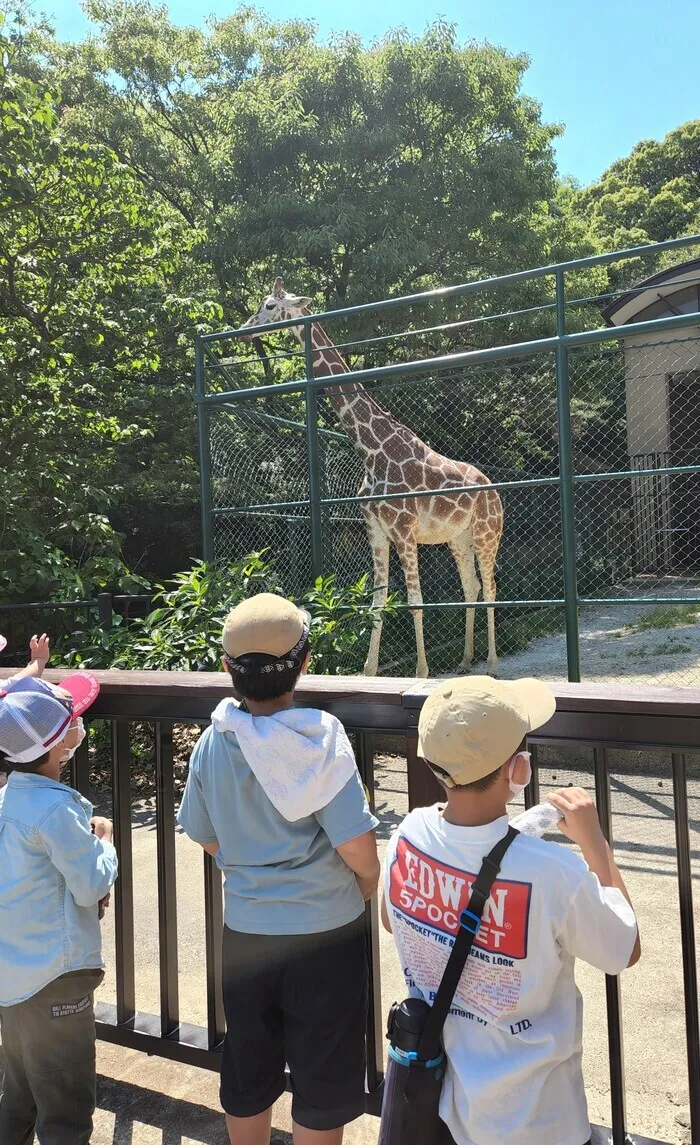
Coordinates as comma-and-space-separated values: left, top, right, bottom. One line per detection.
48, 0, 700, 186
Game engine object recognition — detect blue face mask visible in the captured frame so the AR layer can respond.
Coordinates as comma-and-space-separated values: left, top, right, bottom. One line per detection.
508, 751, 532, 796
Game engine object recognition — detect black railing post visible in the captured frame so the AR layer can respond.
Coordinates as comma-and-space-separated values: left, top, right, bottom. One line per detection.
112, 720, 135, 1025
672, 752, 700, 1144
355, 732, 384, 1103
71, 727, 91, 798
593, 747, 627, 1145
524, 741, 541, 809
204, 853, 225, 1048
156, 722, 180, 1037
98, 592, 113, 632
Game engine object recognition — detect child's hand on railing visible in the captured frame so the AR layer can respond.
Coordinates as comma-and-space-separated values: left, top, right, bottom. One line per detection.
90, 816, 114, 844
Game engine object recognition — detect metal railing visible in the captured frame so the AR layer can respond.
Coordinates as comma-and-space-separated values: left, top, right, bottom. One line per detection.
5, 668, 695, 1145
0, 593, 153, 663
196, 234, 700, 685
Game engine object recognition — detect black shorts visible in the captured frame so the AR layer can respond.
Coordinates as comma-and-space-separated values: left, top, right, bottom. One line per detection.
220, 916, 368, 1130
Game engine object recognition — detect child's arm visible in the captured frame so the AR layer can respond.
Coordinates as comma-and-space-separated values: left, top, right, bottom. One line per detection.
177, 735, 220, 855
10, 634, 51, 681
315, 770, 381, 900
549, 787, 640, 967
336, 830, 381, 901
41, 805, 118, 907
381, 895, 391, 932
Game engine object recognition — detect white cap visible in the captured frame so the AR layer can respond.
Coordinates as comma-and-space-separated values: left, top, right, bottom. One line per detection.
0, 678, 73, 764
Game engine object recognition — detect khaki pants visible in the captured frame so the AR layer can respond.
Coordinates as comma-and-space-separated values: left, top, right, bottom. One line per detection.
0, 969, 104, 1145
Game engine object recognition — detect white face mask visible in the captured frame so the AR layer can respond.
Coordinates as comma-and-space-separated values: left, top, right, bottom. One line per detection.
60, 717, 86, 762
508, 751, 532, 796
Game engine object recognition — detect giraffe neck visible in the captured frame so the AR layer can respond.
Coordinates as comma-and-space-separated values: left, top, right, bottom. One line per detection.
294, 319, 417, 467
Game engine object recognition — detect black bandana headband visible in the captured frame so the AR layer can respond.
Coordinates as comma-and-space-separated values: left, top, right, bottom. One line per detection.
224, 614, 310, 676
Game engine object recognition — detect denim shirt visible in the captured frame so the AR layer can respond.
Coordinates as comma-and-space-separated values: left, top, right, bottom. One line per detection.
0, 772, 118, 1006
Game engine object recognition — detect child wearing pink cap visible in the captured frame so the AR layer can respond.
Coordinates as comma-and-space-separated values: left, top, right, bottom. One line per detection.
0, 673, 116, 1145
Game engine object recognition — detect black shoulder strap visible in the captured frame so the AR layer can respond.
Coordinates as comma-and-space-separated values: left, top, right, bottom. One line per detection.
417, 824, 519, 1060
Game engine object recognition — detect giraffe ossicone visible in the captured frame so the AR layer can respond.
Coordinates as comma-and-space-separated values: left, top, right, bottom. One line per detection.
243, 281, 503, 679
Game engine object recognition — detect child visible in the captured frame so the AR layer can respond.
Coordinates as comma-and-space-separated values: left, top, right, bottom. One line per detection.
382, 676, 639, 1145
0, 674, 117, 1145
178, 593, 379, 1145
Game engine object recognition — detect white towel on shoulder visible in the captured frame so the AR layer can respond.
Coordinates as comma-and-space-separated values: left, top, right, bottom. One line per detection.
210, 699, 357, 822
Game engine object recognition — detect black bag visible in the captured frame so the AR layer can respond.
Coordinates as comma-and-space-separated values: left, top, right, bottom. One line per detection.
378, 825, 519, 1145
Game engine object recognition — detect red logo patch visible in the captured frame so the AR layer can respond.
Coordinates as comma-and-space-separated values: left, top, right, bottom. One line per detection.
390, 836, 531, 960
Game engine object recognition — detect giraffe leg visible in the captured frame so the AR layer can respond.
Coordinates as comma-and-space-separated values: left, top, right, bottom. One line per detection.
449, 537, 480, 673
395, 538, 429, 679
475, 546, 498, 676
363, 524, 390, 677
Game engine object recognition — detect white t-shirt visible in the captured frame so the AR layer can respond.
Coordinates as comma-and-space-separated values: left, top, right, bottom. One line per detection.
383, 806, 637, 1145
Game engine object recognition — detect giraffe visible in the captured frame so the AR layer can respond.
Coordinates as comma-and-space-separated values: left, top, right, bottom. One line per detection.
243, 278, 503, 678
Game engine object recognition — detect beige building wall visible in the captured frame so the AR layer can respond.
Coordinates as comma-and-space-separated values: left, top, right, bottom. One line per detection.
624, 325, 700, 457
622, 326, 700, 570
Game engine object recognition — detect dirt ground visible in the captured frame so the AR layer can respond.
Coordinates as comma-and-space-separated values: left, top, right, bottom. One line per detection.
69, 744, 699, 1145
495, 577, 700, 688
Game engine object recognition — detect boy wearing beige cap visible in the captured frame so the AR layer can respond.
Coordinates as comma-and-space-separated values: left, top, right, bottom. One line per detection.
382, 676, 639, 1145
178, 594, 379, 1145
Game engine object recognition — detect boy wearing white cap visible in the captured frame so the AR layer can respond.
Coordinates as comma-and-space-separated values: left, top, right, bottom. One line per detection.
178, 594, 379, 1145
382, 676, 639, 1145
0, 674, 117, 1145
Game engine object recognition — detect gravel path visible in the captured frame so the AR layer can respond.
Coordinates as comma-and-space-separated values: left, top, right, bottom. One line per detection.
495, 578, 700, 687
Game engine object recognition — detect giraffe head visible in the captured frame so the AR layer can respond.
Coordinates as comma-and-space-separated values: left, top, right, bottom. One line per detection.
242, 277, 313, 339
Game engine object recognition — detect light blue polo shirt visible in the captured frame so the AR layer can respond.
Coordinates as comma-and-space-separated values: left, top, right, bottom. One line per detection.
178, 717, 379, 935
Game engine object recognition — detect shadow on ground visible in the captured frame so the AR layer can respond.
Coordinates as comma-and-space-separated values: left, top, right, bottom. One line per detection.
0, 1053, 292, 1145
96, 1074, 295, 1144
96, 1073, 227, 1144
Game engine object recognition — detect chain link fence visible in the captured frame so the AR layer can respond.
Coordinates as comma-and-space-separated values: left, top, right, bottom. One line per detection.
200, 242, 700, 686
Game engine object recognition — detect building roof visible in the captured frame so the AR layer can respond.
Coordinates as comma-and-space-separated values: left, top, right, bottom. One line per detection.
602, 257, 700, 326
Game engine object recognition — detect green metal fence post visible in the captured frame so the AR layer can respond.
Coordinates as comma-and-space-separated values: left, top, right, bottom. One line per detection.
304, 318, 324, 579
555, 269, 581, 682
195, 335, 215, 562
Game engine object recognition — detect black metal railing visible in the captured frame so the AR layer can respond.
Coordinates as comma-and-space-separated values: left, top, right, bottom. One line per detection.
0, 593, 152, 664
3, 668, 697, 1145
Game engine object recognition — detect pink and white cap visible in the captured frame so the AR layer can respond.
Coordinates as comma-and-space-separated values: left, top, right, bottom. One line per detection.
0, 673, 100, 764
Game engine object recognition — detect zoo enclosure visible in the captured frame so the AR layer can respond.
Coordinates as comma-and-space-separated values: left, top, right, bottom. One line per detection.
9, 666, 698, 1145
197, 234, 700, 684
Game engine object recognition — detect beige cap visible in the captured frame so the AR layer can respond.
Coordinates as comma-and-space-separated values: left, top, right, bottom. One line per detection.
418, 676, 556, 787
222, 593, 310, 660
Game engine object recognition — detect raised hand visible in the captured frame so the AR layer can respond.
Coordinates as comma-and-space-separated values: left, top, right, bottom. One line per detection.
30, 633, 50, 667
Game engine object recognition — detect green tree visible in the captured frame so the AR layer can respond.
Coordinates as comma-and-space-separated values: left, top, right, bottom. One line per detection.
52, 4, 596, 328
3, 4, 609, 605
0, 15, 222, 600
573, 122, 700, 286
